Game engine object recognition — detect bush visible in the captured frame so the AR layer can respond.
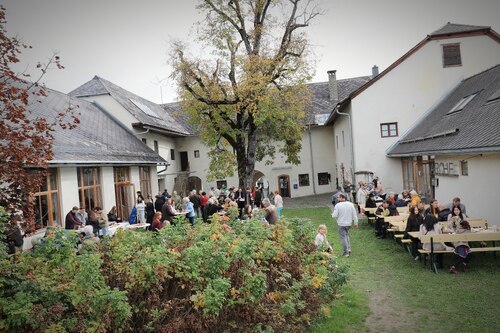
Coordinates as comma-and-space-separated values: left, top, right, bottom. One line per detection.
0, 216, 348, 332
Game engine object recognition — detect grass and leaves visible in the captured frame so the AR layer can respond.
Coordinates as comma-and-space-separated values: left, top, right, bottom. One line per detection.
285, 206, 500, 333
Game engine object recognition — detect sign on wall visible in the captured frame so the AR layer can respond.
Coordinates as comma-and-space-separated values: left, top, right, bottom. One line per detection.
434, 161, 459, 176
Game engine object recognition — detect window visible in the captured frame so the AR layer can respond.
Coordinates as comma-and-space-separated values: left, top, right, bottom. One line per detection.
447, 92, 479, 115
170, 149, 175, 160
216, 180, 227, 189
129, 98, 161, 118
380, 122, 398, 138
486, 88, 500, 105
194, 150, 200, 158
141, 138, 147, 145
318, 172, 330, 186
139, 166, 152, 197
442, 43, 462, 67
461, 160, 468, 176
114, 167, 133, 221
298, 174, 310, 186
77, 167, 102, 210
154, 140, 159, 153
33, 168, 60, 230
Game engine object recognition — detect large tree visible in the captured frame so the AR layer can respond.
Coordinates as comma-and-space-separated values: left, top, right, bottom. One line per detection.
171, 0, 321, 188
0, 5, 79, 233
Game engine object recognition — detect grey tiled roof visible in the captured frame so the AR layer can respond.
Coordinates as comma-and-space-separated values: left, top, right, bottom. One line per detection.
160, 76, 371, 133
24, 85, 166, 165
306, 76, 371, 124
430, 23, 490, 36
387, 64, 500, 156
70, 76, 190, 136
160, 102, 198, 135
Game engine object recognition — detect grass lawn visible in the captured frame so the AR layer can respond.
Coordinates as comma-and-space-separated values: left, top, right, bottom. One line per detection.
284, 207, 500, 333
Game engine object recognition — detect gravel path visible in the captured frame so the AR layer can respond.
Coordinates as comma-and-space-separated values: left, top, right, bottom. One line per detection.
282, 193, 333, 209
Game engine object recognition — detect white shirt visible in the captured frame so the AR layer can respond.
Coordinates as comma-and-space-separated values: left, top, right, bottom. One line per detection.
274, 194, 283, 208
332, 201, 358, 227
314, 233, 332, 251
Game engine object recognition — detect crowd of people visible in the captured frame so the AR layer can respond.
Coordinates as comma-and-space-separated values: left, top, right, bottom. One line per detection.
348, 177, 473, 273
63, 186, 287, 238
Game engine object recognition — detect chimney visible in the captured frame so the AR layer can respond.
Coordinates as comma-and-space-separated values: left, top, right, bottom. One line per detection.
327, 70, 338, 102
372, 65, 379, 78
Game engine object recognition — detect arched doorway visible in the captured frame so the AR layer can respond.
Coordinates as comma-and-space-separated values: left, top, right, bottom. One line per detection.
278, 174, 290, 198
253, 170, 269, 199
187, 176, 202, 194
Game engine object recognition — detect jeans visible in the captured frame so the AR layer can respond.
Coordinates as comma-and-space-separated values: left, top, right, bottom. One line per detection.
338, 225, 351, 255
100, 226, 109, 236
277, 207, 283, 219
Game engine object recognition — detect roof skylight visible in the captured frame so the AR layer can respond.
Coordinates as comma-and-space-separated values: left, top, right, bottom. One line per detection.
315, 113, 329, 125
130, 98, 161, 119
446, 92, 479, 115
485, 88, 500, 105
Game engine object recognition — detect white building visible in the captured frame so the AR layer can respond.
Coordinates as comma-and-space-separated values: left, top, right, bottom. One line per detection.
327, 23, 500, 200
387, 64, 500, 224
23, 86, 165, 248
71, 73, 371, 199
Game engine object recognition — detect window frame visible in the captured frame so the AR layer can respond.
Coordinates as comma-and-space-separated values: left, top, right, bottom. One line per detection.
460, 160, 468, 176
77, 167, 102, 210
317, 172, 330, 186
298, 174, 310, 187
154, 140, 159, 153
380, 122, 398, 138
32, 168, 60, 230
139, 166, 152, 198
170, 149, 175, 160
194, 150, 200, 158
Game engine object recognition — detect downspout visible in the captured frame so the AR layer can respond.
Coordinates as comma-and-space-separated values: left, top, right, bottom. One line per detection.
335, 105, 356, 187
308, 125, 317, 194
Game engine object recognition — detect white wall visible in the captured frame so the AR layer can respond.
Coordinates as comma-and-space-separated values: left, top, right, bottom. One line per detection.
58, 167, 79, 227
173, 126, 336, 198
101, 167, 116, 212
434, 153, 500, 227
346, 34, 500, 193
84, 95, 139, 131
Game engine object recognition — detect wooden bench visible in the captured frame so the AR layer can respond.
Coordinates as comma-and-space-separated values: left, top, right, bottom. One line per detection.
418, 232, 500, 273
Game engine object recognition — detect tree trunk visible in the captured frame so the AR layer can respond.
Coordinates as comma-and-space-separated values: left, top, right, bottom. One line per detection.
244, 122, 257, 190
236, 134, 247, 188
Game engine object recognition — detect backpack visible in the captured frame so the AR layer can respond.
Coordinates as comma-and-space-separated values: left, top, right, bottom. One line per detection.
129, 207, 137, 225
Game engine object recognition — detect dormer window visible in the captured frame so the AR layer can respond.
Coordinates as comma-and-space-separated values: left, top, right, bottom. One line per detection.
442, 43, 462, 67
447, 92, 479, 115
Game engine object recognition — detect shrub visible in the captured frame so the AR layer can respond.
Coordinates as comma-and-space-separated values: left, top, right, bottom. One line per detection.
0, 216, 347, 332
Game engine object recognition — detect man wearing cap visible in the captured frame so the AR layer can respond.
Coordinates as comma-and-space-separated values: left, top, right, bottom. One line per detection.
65, 206, 83, 230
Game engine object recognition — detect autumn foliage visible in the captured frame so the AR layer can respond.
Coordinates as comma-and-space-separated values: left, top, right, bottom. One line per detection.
0, 216, 348, 332
0, 6, 79, 232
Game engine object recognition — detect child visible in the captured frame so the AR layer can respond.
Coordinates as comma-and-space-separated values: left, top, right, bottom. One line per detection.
314, 224, 333, 253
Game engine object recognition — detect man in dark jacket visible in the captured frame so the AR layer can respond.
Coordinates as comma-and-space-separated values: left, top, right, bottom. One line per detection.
189, 190, 202, 218
65, 206, 82, 230
154, 193, 165, 213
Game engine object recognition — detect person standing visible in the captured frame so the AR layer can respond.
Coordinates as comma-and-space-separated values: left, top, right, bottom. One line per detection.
273, 190, 283, 219
95, 207, 109, 236
332, 193, 358, 257
154, 193, 165, 213
136, 199, 146, 224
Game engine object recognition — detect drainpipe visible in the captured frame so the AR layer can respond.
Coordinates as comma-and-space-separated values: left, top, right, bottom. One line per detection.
335, 105, 356, 187
308, 125, 317, 194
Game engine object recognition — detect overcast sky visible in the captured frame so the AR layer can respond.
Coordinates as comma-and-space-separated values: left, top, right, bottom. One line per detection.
3, 0, 500, 103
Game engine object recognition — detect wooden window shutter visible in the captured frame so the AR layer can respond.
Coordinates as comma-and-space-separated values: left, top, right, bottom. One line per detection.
442, 44, 462, 67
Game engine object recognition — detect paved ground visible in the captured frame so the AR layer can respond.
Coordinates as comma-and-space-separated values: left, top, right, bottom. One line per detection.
283, 193, 333, 209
